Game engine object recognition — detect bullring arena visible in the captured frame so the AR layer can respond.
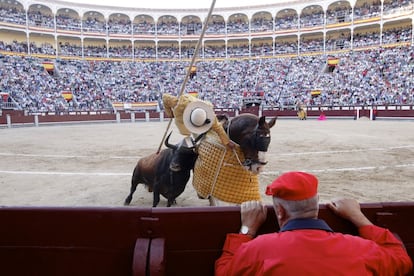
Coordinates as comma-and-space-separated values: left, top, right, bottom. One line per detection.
1, 0, 414, 274
1, 117, 413, 207
0, 0, 413, 206
0, 0, 414, 207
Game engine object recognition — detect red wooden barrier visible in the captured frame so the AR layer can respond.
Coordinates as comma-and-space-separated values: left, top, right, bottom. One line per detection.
1, 106, 414, 126
0, 203, 413, 276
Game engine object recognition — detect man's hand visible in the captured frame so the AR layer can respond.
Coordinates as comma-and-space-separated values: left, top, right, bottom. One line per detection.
327, 197, 373, 228
240, 201, 267, 237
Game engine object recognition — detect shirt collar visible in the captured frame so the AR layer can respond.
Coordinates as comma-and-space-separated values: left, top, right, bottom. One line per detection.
280, 218, 333, 232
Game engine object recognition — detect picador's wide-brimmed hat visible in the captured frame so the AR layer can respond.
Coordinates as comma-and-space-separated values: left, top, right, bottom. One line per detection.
183, 101, 215, 134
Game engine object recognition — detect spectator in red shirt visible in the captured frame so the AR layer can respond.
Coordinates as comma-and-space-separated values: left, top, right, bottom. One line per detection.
215, 171, 413, 275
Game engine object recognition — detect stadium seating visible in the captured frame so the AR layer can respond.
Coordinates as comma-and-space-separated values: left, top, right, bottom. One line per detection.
0, 0, 412, 113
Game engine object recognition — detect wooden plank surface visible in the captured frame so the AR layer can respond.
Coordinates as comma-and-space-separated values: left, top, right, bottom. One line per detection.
0, 203, 413, 276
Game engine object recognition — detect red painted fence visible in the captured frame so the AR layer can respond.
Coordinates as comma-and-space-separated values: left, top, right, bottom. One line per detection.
1, 105, 413, 127
0, 203, 413, 276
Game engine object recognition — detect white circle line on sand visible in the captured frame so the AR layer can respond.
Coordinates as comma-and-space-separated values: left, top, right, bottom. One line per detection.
0, 152, 137, 159
0, 163, 413, 176
0, 145, 412, 160
261, 163, 414, 175
0, 170, 130, 176
272, 145, 414, 157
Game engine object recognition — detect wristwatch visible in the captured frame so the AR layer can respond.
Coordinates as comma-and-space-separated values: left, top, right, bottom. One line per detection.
240, 225, 250, 235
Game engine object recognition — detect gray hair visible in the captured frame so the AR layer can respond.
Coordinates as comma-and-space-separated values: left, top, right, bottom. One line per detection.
273, 195, 319, 219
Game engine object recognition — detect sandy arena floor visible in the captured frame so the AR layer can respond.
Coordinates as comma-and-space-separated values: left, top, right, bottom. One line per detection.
0, 118, 413, 207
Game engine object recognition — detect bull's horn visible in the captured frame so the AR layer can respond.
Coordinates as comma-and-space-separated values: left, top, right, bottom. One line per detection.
164, 132, 177, 150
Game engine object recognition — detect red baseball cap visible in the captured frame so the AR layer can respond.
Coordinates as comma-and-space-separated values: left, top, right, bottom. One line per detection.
265, 171, 318, 200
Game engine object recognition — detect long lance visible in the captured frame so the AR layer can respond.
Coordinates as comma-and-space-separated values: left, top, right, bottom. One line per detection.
157, 0, 216, 154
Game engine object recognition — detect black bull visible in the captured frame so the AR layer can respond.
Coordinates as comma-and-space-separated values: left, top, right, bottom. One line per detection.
124, 133, 202, 207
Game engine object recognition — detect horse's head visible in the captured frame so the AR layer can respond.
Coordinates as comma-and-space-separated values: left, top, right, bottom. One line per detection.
216, 114, 230, 128
227, 114, 277, 174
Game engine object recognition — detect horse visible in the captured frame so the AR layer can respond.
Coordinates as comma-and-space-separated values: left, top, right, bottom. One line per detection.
223, 113, 276, 173
193, 113, 277, 206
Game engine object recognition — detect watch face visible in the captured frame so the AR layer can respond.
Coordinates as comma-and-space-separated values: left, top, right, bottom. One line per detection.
241, 225, 249, 234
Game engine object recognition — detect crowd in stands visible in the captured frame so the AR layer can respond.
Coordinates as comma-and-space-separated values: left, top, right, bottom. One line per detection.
0, 44, 412, 113
0, 1, 412, 113
0, 6, 26, 25
0, 24, 411, 58
28, 10, 54, 29
0, 1, 412, 35
107, 17, 132, 35
82, 16, 106, 33
56, 13, 81, 31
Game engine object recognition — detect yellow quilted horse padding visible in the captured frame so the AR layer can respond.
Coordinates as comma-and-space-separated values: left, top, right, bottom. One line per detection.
193, 131, 261, 204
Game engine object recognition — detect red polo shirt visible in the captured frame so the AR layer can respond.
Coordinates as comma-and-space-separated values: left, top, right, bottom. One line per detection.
215, 219, 412, 276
